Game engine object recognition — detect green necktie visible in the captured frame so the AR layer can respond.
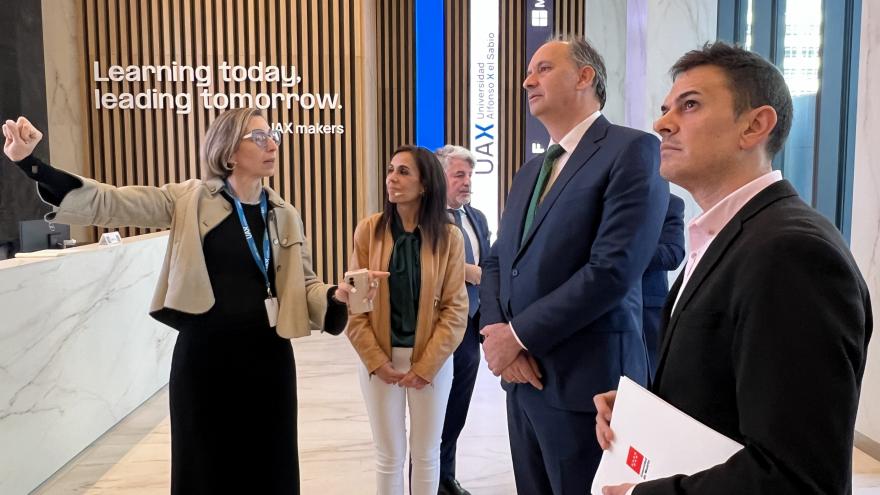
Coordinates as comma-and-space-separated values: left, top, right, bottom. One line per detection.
521, 144, 565, 246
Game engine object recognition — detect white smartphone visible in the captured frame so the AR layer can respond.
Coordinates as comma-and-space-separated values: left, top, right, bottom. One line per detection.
344, 269, 374, 314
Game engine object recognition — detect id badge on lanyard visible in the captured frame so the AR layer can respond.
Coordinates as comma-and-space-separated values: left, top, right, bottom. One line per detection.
226, 181, 279, 327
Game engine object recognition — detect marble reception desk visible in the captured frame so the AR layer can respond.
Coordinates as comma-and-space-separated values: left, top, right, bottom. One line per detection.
0, 232, 176, 495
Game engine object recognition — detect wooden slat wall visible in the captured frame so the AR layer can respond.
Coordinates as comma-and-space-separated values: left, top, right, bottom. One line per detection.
444, 0, 469, 148
555, 0, 585, 41
498, 0, 584, 211
80, 0, 367, 283
498, 0, 525, 212
374, 0, 415, 201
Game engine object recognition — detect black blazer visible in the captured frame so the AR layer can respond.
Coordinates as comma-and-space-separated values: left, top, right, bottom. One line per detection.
637, 181, 872, 494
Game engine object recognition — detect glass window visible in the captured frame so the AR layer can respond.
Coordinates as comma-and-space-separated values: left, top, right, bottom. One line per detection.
779, 0, 823, 204
745, 0, 753, 51
718, 0, 861, 237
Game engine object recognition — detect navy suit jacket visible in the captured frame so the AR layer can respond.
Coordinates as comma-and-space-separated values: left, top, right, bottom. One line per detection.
642, 194, 686, 308
462, 203, 491, 269
462, 203, 491, 319
642, 194, 686, 380
480, 115, 668, 412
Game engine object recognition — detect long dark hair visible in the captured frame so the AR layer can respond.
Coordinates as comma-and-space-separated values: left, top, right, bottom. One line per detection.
377, 145, 450, 252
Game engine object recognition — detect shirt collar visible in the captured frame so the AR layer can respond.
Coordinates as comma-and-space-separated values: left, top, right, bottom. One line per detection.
206, 176, 286, 207
688, 170, 783, 252
549, 110, 602, 154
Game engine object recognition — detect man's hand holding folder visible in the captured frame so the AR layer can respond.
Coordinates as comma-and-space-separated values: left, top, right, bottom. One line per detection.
589, 377, 744, 495
594, 390, 635, 494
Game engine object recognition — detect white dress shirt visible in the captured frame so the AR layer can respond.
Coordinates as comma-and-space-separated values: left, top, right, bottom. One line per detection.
446, 205, 481, 264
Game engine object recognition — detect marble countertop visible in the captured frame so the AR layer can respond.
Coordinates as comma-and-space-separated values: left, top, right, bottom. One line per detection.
0, 229, 176, 495
0, 231, 169, 270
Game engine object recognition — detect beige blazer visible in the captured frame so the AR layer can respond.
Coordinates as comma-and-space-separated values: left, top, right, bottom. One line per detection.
346, 212, 468, 381
44, 173, 333, 339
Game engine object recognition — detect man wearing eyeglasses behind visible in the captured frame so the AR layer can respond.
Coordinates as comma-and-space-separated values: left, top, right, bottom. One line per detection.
2, 108, 386, 495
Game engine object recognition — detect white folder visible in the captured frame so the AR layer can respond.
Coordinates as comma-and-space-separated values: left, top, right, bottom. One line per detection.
590, 376, 744, 494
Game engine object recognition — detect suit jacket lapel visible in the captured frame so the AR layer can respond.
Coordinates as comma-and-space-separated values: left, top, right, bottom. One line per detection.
516, 116, 610, 258
463, 204, 483, 259
652, 271, 684, 387
507, 156, 542, 251
652, 180, 800, 386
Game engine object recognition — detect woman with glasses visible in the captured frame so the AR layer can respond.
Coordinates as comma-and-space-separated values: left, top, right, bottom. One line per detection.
1, 109, 377, 494
335, 145, 468, 495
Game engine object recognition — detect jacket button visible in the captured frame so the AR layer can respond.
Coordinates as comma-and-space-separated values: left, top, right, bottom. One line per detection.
273, 239, 279, 245
512, 269, 519, 277
282, 237, 288, 244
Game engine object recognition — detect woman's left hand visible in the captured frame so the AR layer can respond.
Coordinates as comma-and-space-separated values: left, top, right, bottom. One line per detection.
398, 370, 429, 390
333, 270, 390, 305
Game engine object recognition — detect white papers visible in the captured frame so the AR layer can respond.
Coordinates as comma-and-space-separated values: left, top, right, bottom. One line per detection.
14, 249, 74, 258
590, 376, 743, 494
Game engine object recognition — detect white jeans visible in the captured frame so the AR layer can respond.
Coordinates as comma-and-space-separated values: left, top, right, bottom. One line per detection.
358, 347, 453, 495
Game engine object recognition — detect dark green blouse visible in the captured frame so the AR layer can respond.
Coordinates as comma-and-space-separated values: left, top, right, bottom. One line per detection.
388, 211, 421, 348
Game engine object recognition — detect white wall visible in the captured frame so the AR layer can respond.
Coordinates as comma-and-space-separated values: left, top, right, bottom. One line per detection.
585, 0, 717, 271
42, 0, 90, 243
852, 0, 880, 452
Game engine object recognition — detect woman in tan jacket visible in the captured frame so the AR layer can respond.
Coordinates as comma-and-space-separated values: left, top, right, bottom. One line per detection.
1, 110, 362, 495
341, 145, 468, 495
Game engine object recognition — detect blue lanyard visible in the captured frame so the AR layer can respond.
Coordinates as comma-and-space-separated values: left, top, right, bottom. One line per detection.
225, 181, 272, 297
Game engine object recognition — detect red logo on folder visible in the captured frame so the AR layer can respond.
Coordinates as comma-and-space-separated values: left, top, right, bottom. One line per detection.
627, 446, 651, 479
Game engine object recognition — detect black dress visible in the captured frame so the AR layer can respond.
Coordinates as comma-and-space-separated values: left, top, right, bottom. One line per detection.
14, 157, 344, 494
162, 194, 299, 494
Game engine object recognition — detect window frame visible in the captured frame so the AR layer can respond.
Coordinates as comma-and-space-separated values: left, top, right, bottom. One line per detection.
717, 0, 862, 241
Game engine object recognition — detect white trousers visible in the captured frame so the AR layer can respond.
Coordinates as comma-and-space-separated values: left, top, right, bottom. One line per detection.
358, 347, 453, 495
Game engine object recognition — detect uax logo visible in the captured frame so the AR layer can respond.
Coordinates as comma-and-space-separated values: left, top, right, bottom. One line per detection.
627, 446, 651, 479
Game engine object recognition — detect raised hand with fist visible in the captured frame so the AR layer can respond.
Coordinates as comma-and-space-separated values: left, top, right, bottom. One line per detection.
2, 117, 43, 162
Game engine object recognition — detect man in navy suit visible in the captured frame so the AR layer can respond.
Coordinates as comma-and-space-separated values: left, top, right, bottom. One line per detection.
435, 145, 491, 495
479, 36, 668, 494
642, 194, 685, 379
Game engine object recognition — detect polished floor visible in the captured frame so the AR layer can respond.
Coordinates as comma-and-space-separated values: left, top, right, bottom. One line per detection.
34, 332, 880, 494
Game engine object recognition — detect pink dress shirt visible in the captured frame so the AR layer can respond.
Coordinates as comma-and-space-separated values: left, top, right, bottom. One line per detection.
624, 170, 782, 495
671, 170, 782, 312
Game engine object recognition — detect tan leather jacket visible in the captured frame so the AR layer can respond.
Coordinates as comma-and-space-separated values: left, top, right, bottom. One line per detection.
346, 213, 468, 381
44, 173, 334, 339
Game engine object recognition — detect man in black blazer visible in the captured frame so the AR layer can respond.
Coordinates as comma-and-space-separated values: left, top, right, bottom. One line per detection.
595, 42, 872, 495
480, 36, 668, 494
642, 194, 685, 379
435, 145, 491, 495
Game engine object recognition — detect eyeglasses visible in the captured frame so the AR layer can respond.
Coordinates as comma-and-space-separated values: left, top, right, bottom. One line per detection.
242, 129, 282, 149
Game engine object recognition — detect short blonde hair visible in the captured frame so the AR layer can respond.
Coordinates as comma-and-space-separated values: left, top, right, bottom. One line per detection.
201, 107, 264, 180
